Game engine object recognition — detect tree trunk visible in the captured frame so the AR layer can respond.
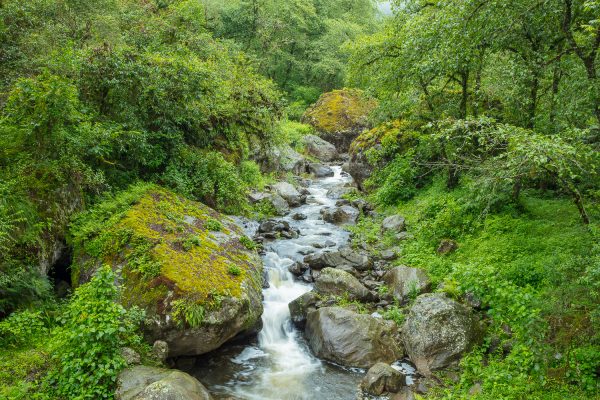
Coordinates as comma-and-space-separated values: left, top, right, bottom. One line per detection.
460, 69, 469, 119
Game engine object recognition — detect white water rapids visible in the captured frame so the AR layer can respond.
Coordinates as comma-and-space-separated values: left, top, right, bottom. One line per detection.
192, 166, 417, 398
193, 167, 366, 399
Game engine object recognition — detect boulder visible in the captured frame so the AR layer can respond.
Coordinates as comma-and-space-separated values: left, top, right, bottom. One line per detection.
116, 365, 212, 400
304, 247, 371, 271
152, 341, 169, 363
308, 163, 334, 178
288, 291, 319, 328
292, 212, 307, 221
382, 215, 406, 233
305, 307, 403, 368
271, 182, 303, 207
348, 120, 419, 190
269, 193, 290, 216
302, 89, 377, 152
314, 268, 371, 301
437, 239, 458, 255
361, 362, 406, 396
402, 293, 481, 375
320, 206, 359, 225
72, 187, 264, 358
303, 134, 338, 162
264, 145, 307, 175
383, 266, 430, 302
326, 186, 355, 199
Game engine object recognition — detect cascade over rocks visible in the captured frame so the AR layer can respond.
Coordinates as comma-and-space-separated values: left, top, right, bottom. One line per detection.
288, 291, 319, 328
402, 293, 481, 376
314, 267, 372, 301
73, 187, 264, 358
302, 134, 338, 161
116, 365, 213, 400
383, 266, 431, 302
305, 307, 403, 368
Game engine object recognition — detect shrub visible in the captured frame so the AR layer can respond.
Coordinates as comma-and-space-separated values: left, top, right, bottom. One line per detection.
205, 219, 222, 232
43, 266, 144, 399
239, 236, 257, 250
228, 265, 241, 276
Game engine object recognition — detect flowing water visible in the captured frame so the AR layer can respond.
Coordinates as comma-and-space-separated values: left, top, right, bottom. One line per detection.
193, 167, 417, 398
192, 166, 365, 399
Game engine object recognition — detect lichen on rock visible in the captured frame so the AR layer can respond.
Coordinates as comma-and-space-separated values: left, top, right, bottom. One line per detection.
70, 184, 264, 357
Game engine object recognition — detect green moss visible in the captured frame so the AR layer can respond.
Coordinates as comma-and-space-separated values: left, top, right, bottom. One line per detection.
303, 89, 377, 134
71, 184, 262, 321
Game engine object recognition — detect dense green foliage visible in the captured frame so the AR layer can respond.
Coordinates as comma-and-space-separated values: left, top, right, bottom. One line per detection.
1, 0, 599, 398
0, 267, 145, 399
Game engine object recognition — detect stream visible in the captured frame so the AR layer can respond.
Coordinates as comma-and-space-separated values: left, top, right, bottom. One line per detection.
192, 166, 365, 399
193, 166, 417, 398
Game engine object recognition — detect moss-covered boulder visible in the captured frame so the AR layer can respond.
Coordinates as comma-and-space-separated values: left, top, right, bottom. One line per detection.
302, 89, 377, 152
70, 184, 264, 358
348, 120, 420, 190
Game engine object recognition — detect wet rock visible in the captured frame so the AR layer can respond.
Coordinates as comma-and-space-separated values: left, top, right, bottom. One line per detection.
176, 356, 196, 371
292, 212, 307, 221
321, 206, 359, 225
327, 186, 354, 199
305, 307, 403, 368
382, 215, 406, 233
314, 268, 371, 301
351, 199, 373, 214
383, 266, 430, 302
257, 219, 299, 240
361, 362, 406, 396
437, 239, 458, 255
304, 246, 371, 271
116, 365, 213, 400
271, 182, 304, 207
308, 163, 334, 178
288, 261, 308, 276
403, 293, 481, 375
152, 340, 169, 363
303, 134, 338, 162
289, 291, 320, 329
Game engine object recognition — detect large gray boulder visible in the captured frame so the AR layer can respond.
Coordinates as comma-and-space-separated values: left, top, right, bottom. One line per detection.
361, 362, 406, 396
266, 145, 307, 175
305, 307, 403, 368
382, 215, 406, 233
271, 182, 303, 207
403, 293, 481, 375
116, 365, 212, 400
314, 268, 371, 301
383, 266, 430, 302
308, 163, 334, 178
288, 291, 319, 328
303, 134, 338, 162
321, 206, 359, 225
304, 247, 371, 271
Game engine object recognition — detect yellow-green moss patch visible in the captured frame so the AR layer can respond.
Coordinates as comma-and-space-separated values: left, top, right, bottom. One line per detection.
71, 184, 262, 321
302, 89, 377, 134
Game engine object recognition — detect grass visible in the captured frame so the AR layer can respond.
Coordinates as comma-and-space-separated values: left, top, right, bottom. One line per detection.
352, 178, 600, 398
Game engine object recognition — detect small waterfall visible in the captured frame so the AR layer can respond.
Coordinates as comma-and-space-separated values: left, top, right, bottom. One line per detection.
193, 167, 363, 399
